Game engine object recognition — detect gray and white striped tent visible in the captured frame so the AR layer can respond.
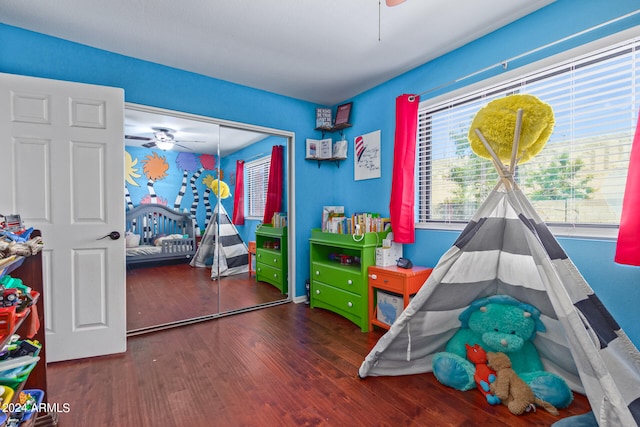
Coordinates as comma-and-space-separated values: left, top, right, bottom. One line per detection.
190, 203, 249, 278
359, 181, 640, 425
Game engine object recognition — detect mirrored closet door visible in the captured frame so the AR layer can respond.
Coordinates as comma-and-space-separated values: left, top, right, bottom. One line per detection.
124, 104, 293, 335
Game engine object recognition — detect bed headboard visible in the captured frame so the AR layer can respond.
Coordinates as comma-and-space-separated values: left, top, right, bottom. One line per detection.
125, 203, 194, 246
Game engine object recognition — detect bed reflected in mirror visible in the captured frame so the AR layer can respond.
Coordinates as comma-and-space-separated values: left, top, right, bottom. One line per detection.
124, 104, 292, 335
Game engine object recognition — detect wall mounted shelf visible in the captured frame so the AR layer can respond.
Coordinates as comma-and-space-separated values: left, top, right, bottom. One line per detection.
314, 123, 352, 138
305, 157, 347, 168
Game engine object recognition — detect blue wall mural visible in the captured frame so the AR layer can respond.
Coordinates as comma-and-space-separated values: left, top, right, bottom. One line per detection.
125, 146, 218, 233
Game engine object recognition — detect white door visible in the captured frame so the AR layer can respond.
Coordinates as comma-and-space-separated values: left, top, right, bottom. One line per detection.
0, 72, 126, 362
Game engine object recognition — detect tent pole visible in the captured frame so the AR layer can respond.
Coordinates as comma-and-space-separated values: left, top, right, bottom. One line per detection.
474, 128, 513, 190
509, 109, 524, 173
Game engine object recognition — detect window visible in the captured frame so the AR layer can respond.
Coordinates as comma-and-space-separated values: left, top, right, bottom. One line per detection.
417, 36, 640, 227
245, 156, 271, 219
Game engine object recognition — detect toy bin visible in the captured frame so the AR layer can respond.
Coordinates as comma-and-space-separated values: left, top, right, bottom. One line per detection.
14, 389, 45, 424
376, 290, 404, 326
0, 385, 14, 410
0, 361, 38, 390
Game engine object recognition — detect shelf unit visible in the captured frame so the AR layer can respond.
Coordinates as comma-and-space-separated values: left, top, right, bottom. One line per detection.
255, 224, 288, 294
308, 122, 352, 168
314, 123, 352, 137
0, 230, 55, 426
309, 229, 389, 332
305, 157, 347, 168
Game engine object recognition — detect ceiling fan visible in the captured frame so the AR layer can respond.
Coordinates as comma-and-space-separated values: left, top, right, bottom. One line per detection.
125, 127, 204, 151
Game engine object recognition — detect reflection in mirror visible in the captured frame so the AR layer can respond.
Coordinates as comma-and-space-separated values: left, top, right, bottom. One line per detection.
124, 104, 292, 335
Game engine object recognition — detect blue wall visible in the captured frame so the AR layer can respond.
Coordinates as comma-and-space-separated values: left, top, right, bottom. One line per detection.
2, 0, 640, 346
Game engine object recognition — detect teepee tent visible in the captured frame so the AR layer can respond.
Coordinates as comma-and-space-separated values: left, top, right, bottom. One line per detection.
190, 203, 249, 278
359, 100, 640, 426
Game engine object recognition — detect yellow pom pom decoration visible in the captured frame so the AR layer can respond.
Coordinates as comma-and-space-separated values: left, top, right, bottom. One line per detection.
468, 94, 554, 165
211, 179, 231, 199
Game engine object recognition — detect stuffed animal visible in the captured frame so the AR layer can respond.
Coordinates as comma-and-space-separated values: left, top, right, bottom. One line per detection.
432, 295, 573, 409
465, 343, 499, 405
487, 351, 559, 416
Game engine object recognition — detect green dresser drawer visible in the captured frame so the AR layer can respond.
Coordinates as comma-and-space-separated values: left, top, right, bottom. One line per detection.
256, 249, 283, 269
256, 262, 286, 293
311, 262, 362, 293
310, 281, 363, 323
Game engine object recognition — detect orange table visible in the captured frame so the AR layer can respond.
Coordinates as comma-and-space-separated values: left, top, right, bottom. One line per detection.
248, 241, 256, 276
368, 265, 432, 330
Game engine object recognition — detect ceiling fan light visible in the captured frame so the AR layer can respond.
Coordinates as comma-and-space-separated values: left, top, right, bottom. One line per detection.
386, 0, 406, 5
156, 140, 174, 151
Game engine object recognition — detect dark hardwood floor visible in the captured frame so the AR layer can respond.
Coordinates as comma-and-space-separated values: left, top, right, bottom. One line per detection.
47, 266, 592, 427
126, 261, 286, 331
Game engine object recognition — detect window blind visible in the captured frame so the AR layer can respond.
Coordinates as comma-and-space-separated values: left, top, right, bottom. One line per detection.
245, 156, 271, 219
417, 36, 640, 226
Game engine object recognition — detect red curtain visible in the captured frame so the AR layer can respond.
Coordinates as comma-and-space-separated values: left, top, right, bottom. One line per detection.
615, 111, 640, 266
389, 94, 420, 243
263, 145, 283, 224
232, 160, 245, 225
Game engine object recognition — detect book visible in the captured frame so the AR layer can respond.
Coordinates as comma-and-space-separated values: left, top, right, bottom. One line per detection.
322, 206, 344, 232
317, 138, 333, 159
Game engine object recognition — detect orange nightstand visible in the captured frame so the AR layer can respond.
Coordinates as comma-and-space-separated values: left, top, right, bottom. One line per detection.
248, 241, 256, 277
368, 265, 432, 330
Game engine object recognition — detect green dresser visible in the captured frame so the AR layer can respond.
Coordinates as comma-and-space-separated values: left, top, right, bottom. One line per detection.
255, 224, 288, 294
309, 229, 389, 332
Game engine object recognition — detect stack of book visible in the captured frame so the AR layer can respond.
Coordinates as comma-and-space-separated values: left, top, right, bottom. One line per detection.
272, 212, 287, 228
322, 206, 390, 235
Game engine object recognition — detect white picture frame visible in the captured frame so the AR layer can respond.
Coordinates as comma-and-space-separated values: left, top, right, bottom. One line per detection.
305, 138, 318, 159
354, 130, 381, 181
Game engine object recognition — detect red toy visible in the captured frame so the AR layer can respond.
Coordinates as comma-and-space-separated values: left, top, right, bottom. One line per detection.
465, 343, 500, 405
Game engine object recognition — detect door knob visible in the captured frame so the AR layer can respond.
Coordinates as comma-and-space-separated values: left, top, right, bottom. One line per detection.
97, 231, 121, 240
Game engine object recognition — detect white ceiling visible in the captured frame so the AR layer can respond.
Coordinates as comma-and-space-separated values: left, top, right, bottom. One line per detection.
0, 0, 553, 106
0, 0, 554, 154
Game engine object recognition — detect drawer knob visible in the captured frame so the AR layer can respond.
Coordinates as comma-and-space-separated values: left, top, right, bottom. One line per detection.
316, 290, 320, 295
347, 302, 353, 308
257, 267, 261, 272
347, 279, 353, 285
258, 253, 261, 258
274, 273, 278, 278
315, 270, 320, 276
273, 258, 277, 263
371, 274, 377, 280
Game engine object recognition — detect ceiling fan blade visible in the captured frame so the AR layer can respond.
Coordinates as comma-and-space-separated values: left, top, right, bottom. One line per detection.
175, 140, 206, 144
125, 134, 152, 141
174, 143, 193, 151
142, 141, 157, 148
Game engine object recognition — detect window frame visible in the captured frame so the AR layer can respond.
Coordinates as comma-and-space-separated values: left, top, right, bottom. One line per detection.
244, 155, 271, 220
415, 29, 640, 240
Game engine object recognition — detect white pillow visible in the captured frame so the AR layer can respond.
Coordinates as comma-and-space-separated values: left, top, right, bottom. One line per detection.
125, 233, 140, 248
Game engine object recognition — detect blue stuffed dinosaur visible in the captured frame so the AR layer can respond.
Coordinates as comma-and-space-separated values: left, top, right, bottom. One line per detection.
432, 295, 573, 409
